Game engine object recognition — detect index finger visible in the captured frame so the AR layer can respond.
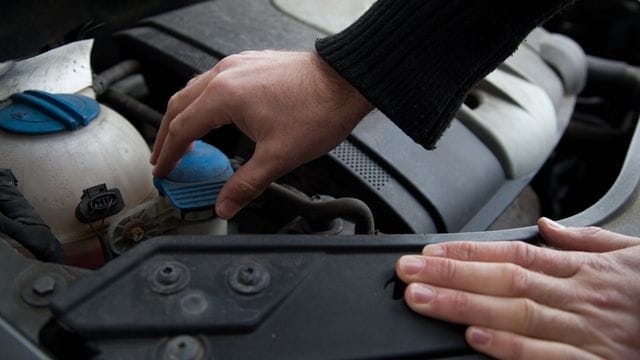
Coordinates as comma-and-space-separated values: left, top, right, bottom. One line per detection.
152, 87, 231, 177
150, 68, 218, 165
422, 240, 583, 278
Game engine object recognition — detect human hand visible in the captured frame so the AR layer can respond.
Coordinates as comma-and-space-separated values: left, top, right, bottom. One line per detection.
150, 50, 372, 219
396, 218, 640, 359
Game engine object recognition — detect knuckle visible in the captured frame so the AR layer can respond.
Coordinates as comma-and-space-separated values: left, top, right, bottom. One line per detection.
450, 242, 476, 260
582, 226, 605, 236
577, 226, 611, 242
216, 52, 248, 72
451, 291, 471, 315
207, 74, 241, 99
167, 93, 184, 111
512, 241, 537, 268
187, 72, 203, 85
217, 54, 240, 69
585, 288, 623, 309
518, 298, 538, 334
506, 264, 529, 296
464, 242, 478, 260
591, 255, 618, 272
586, 290, 609, 307
167, 120, 188, 143
437, 258, 458, 282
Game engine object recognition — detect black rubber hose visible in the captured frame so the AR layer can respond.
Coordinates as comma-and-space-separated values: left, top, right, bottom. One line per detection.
267, 183, 376, 235
94, 60, 163, 130
586, 56, 640, 111
0, 170, 66, 263
101, 89, 163, 129
93, 60, 142, 97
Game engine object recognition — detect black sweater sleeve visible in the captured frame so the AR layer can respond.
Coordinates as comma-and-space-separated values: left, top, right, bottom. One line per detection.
316, 0, 575, 149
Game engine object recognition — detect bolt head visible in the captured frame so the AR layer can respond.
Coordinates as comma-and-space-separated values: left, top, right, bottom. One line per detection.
163, 336, 204, 360
32, 276, 56, 296
228, 262, 270, 295
124, 223, 146, 243
238, 265, 260, 285
157, 264, 180, 285
149, 261, 190, 295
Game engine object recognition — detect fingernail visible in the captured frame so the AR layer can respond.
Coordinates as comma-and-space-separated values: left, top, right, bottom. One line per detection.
410, 284, 435, 303
399, 256, 424, 275
423, 245, 445, 257
541, 217, 565, 229
468, 327, 492, 347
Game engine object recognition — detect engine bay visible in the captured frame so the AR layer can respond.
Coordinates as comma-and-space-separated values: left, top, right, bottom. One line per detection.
1, 0, 639, 359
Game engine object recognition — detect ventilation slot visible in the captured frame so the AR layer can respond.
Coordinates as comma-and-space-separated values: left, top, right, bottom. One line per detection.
331, 141, 391, 191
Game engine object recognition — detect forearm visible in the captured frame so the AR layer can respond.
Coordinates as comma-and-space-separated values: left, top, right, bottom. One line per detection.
316, 0, 576, 149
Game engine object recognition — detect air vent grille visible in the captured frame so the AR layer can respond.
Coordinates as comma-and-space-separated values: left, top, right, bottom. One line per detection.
331, 141, 391, 191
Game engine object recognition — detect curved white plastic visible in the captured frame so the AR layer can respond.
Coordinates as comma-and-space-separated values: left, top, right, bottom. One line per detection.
0, 104, 156, 246
457, 69, 558, 179
273, 0, 375, 34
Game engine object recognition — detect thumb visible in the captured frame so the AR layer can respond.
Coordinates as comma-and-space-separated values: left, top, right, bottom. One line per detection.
215, 151, 283, 219
538, 217, 640, 253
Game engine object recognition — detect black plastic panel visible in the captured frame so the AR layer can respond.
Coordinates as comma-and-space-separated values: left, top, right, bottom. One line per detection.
349, 113, 505, 232
51, 235, 476, 359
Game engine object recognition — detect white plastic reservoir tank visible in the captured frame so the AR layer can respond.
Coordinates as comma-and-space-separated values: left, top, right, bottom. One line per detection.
0, 89, 156, 266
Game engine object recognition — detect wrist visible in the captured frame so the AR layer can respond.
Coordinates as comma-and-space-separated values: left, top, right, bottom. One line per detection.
308, 49, 374, 125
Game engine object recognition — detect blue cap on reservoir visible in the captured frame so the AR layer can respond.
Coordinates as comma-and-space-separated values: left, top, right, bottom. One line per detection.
153, 141, 233, 212
0, 90, 100, 134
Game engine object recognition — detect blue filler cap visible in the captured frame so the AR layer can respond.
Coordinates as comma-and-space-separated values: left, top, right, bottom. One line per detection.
154, 141, 234, 212
0, 90, 100, 135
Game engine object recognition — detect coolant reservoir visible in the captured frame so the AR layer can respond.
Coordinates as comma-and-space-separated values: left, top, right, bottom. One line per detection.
0, 90, 156, 266
105, 141, 232, 256
154, 140, 233, 237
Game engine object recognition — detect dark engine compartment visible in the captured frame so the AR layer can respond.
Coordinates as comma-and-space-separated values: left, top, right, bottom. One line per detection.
94, 0, 584, 236
1, 1, 640, 359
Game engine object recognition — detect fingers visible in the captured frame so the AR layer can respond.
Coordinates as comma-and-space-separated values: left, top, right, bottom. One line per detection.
422, 240, 582, 277
152, 82, 232, 177
404, 284, 586, 345
214, 146, 287, 219
396, 256, 568, 305
537, 217, 640, 252
150, 69, 215, 165
465, 327, 601, 360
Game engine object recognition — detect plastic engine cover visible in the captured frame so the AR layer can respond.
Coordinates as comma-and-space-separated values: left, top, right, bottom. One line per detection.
117, 0, 586, 233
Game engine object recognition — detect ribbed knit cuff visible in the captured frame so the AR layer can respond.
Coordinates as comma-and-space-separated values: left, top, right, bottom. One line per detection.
316, 0, 574, 149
